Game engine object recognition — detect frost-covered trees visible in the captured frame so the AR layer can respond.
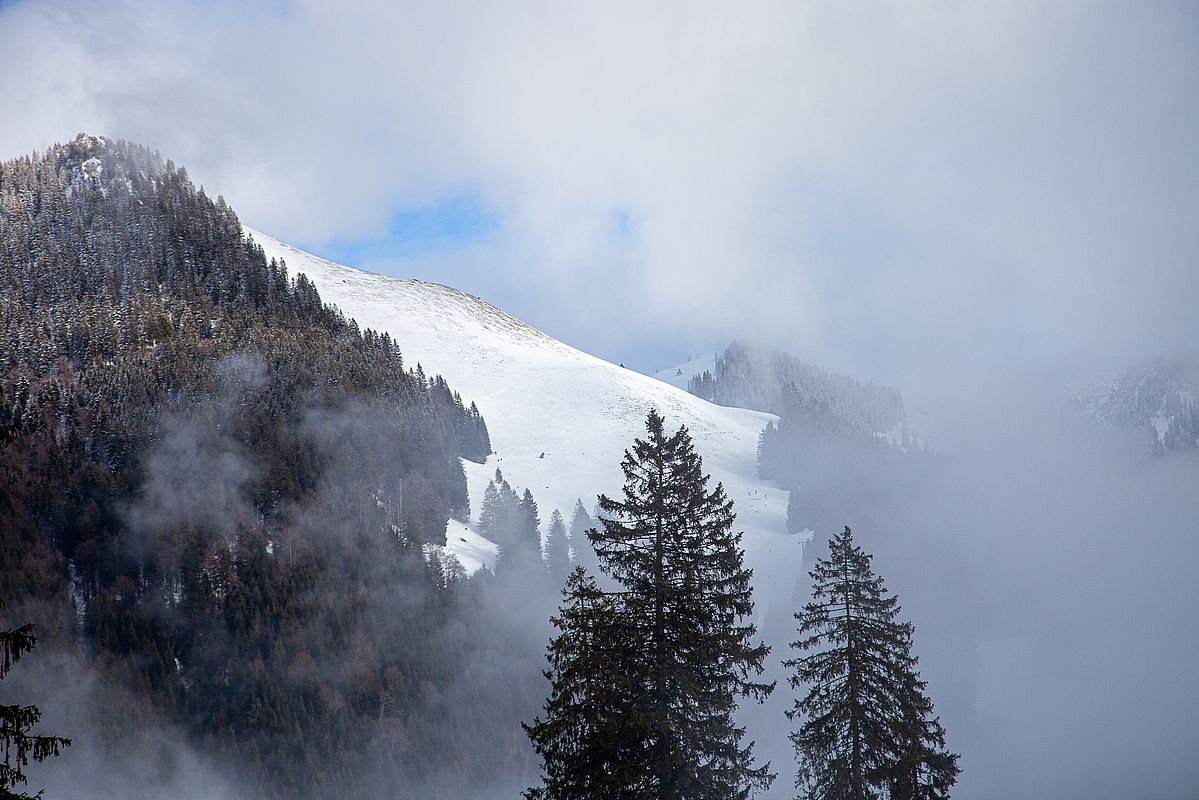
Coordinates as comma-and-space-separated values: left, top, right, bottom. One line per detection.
785, 526, 958, 800
687, 341, 905, 434
526, 410, 774, 800
0, 135, 519, 798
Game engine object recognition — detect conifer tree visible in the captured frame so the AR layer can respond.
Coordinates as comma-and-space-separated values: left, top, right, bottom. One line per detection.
568, 499, 599, 575
502, 488, 542, 573
0, 600, 71, 799
479, 481, 504, 539
881, 665, 958, 800
785, 526, 957, 800
544, 510, 571, 584
568, 500, 592, 544
523, 567, 648, 800
519, 489, 542, 548
491, 483, 548, 579
536, 409, 774, 800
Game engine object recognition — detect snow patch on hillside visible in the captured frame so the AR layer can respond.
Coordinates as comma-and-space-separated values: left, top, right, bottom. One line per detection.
650, 352, 718, 391
444, 517, 500, 573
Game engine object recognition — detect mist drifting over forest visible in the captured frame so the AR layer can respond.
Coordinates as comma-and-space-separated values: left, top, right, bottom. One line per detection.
1, 3, 1196, 800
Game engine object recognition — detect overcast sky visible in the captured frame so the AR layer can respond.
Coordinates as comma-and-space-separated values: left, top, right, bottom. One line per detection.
3, 5, 1199, 799
2, 0, 1197, 386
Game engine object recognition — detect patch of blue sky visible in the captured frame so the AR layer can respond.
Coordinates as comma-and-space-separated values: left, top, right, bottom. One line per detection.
317, 191, 500, 265
610, 209, 633, 238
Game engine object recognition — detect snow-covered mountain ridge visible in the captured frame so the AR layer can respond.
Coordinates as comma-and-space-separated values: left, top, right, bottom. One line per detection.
246, 229, 805, 607
1071, 353, 1199, 451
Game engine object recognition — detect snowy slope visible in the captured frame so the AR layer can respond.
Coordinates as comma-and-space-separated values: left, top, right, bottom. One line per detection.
650, 352, 718, 391
247, 229, 806, 608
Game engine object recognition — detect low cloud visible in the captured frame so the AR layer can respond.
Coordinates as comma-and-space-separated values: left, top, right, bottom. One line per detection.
124, 355, 265, 552
11, 646, 243, 800
851, 371, 1199, 799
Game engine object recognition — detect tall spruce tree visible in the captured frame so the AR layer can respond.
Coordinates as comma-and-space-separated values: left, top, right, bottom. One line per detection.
785, 526, 957, 800
479, 481, 505, 541
523, 567, 648, 800
519, 489, 543, 550
534, 409, 774, 800
489, 481, 549, 580
0, 600, 71, 799
880, 664, 958, 800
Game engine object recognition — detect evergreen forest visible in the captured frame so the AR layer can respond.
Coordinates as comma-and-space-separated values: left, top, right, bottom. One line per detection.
0, 135, 556, 799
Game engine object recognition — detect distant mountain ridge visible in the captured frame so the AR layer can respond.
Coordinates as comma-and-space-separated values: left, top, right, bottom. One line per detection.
681, 340, 908, 442
1073, 353, 1199, 452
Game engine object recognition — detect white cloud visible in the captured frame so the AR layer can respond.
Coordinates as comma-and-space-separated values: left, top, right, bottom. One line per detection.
1, 0, 1195, 382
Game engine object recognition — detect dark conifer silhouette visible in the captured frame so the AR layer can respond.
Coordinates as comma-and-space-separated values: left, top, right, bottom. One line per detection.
527, 410, 773, 800
785, 526, 958, 800
523, 567, 647, 800
0, 599, 71, 799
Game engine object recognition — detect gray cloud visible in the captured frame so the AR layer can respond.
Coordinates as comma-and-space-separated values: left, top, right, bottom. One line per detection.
1, 1, 1195, 384
868, 370, 1199, 799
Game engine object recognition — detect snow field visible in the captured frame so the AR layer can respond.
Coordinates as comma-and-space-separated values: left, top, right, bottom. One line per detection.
248, 229, 807, 614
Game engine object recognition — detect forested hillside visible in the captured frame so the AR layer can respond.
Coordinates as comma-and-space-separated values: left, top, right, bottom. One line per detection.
1073, 354, 1199, 452
0, 135, 553, 799
756, 391, 935, 539
688, 340, 907, 436
677, 342, 932, 541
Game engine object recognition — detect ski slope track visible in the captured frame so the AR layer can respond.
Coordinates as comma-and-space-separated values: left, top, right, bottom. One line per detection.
247, 229, 806, 611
